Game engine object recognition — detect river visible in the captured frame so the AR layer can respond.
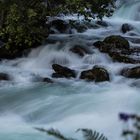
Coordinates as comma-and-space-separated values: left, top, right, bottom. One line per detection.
0, 1, 140, 140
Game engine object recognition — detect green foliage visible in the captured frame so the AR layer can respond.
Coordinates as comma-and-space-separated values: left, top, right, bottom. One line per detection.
47, 0, 115, 20
0, 0, 48, 50
0, 0, 115, 53
35, 127, 108, 140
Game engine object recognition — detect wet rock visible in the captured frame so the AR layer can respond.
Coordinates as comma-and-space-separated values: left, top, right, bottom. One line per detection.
0, 73, 10, 81
70, 45, 90, 57
69, 20, 88, 32
121, 66, 140, 79
80, 66, 110, 82
93, 41, 110, 53
52, 73, 65, 78
121, 23, 133, 33
94, 35, 130, 53
42, 77, 54, 83
96, 20, 108, 27
49, 19, 70, 33
103, 35, 130, 50
93, 35, 140, 64
108, 52, 139, 64
52, 64, 76, 78
69, 20, 99, 32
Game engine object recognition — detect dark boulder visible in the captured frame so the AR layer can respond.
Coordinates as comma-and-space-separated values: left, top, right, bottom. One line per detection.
121, 23, 133, 34
121, 66, 140, 79
103, 35, 130, 50
49, 19, 70, 33
0, 73, 10, 81
80, 66, 110, 82
93, 35, 140, 64
70, 45, 91, 57
93, 41, 110, 53
94, 35, 130, 53
52, 64, 76, 78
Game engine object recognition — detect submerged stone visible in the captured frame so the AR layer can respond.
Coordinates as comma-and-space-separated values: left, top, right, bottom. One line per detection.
121, 66, 140, 79
0, 73, 10, 81
121, 23, 133, 34
70, 45, 91, 57
42, 77, 54, 83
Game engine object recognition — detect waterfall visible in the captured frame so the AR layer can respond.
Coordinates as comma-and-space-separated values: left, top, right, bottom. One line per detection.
114, 0, 140, 21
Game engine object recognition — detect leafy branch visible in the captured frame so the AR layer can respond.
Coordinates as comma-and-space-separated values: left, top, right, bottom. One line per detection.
35, 127, 108, 140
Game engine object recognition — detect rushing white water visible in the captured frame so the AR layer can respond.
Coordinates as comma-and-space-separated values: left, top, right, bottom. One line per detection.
0, 1, 140, 140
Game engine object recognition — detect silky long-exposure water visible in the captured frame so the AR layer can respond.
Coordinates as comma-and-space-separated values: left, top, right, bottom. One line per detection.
0, 1, 140, 140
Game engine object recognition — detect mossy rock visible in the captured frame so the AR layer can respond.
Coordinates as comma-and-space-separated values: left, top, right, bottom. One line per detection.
80, 66, 110, 82
93, 36, 139, 64
103, 35, 130, 50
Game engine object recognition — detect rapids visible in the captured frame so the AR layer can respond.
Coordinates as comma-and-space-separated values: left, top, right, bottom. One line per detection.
0, 1, 140, 140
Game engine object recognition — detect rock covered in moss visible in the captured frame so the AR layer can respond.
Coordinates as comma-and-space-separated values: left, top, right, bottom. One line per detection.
80, 66, 110, 82
103, 35, 130, 50
94, 35, 130, 53
93, 35, 140, 64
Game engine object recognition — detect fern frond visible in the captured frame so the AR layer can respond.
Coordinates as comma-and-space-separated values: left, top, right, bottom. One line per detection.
34, 127, 76, 140
77, 129, 108, 140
